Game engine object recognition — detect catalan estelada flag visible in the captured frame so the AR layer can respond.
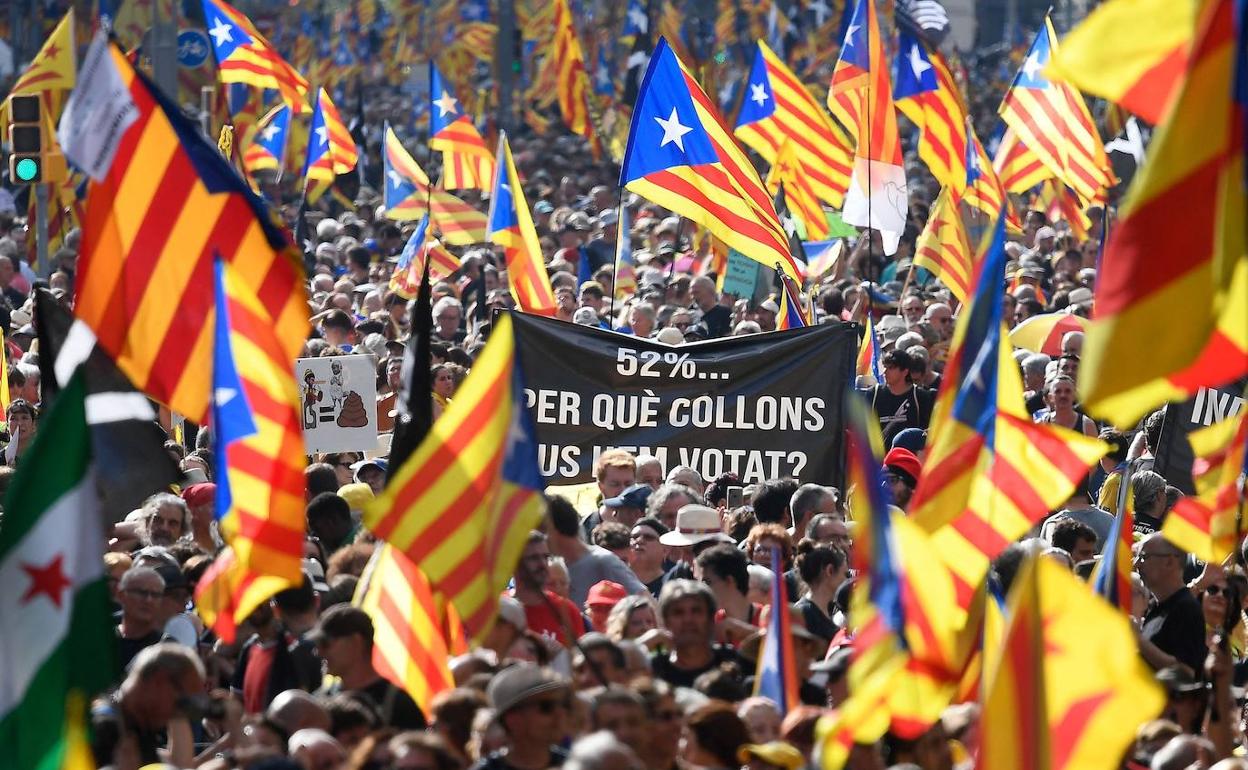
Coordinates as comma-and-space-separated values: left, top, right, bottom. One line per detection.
620, 37, 799, 279
355, 544, 457, 716
980, 556, 1165, 770
201, 0, 309, 113
67, 36, 307, 425
551, 0, 602, 158
766, 141, 830, 241
999, 16, 1114, 206
390, 215, 460, 299
242, 103, 290, 179
488, 134, 558, 316
914, 187, 973, 304
364, 314, 547, 642
1081, 0, 1248, 429
1046, 0, 1196, 126
383, 124, 430, 221
829, 0, 908, 254
302, 88, 358, 204
430, 188, 489, 245
893, 30, 970, 193
194, 258, 306, 642
908, 217, 1105, 613
1162, 405, 1248, 565
775, 275, 808, 331
962, 124, 1015, 226
734, 40, 852, 208
430, 62, 495, 191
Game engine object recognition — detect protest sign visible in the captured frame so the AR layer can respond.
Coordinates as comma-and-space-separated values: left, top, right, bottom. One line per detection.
296, 354, 379, 454
512, 313, 857, 486
1153, 380, 1246, 494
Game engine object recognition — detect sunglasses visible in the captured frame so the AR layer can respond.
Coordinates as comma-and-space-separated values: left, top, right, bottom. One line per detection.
1206, 585, 1230, 597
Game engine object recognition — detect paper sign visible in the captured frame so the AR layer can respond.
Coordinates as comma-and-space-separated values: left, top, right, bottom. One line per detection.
58, 32, 140, 182
297, 354, 379, 454
721, 249, 760, 299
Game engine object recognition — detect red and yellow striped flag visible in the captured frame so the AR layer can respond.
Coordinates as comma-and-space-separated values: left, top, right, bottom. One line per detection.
364, 314, 547, 641
1162, 407, 1247, 565
355, 544, 457, 715
430, 62, 496, 191
194, 258, 307, 641
914, 187, 973, 305
430, 189, 489, 246
980, 556, 1165, 770
992, 127, 1054, 195
202, 0, 310, 113
735, 40, 853, 208
488, 134, 558, 315
1000, 17, 1114, 206
894, 31, 971, 194
765, 141, 830, 241
1081, 0, 1248, 428
72, 40, 307, 424
303, 88, 359, 204
551, 0, 601, 158
910, 219, 1105, 613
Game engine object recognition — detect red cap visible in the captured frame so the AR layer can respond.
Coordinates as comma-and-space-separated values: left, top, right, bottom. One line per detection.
883, 448, 922, 487
585, 580, 628, 607
181, 482, 217, 508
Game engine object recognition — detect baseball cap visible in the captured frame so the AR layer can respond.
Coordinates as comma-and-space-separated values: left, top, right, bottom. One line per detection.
604, 483, 653, 510
586, 581, 628, 608
181, 482, 216, 508
350, 458, 388, 483
738, 743, 804, 770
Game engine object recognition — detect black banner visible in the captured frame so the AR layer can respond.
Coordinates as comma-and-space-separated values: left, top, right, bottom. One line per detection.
1154, 381, 1246, 494
511, 313, 858, 486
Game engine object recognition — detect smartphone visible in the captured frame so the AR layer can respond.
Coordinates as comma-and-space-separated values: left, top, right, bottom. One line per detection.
726, 485, 745, 509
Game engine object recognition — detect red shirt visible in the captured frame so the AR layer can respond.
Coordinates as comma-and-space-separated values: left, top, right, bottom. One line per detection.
241, 642, 279, 714
517, 590, 586, 646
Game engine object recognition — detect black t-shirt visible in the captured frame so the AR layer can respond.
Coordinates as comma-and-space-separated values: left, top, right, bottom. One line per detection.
866, 385, 935, 447
795, 597, 839, 645
1142, 588, 1208, 673
471, 746, 569, 770
355, 677, 428, 730
650, 645, 748, 689
699, 305, 733, 339
117, 629, 161, 672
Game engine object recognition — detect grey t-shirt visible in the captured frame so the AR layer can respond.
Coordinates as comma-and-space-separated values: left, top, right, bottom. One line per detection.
567, 545, 647, 607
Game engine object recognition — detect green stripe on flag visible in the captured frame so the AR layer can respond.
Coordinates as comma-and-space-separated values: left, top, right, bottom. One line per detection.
0, 374, 91, 555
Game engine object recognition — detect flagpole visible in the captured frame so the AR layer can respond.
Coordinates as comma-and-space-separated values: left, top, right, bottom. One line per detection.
608, 186, 627, 327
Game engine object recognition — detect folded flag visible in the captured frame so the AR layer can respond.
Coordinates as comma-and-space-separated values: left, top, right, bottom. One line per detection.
383, 124, 430, 221
1162, 405, 1248, 565
303, 87, 359, 205
242, 103, 291, 179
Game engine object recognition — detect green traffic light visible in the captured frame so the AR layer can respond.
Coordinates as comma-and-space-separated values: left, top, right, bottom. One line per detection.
15, 158, 38, 182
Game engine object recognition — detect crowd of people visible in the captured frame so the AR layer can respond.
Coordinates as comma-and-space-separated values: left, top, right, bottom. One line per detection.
0, 4, 1244, 770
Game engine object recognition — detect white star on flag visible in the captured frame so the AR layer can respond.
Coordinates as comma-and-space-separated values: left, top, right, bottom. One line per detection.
809, 0, 831, 26
749, 83, 769, 108
628, 6, 649, 33
260, 123, 281, 142
655, 108, 693, 152
387, 169, 405, 189
314, 125, 328, 147
209, 18, 233, 47
214, 386, 239, 408
843, 24, 860, 47
1022, 51, 1043, 81
434, 90, 459, 117
908, 44, 932, 78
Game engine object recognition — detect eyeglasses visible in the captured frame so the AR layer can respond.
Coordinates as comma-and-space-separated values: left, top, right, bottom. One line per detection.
528, 697, 571, 714
125, 588, 162, 601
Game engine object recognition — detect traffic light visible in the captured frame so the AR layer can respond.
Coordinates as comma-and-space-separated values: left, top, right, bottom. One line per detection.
7, 94, 44, 183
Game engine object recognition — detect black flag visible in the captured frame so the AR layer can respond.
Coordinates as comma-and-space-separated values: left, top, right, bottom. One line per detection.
387, 253, 434, 478
34, 288, 180, 516
773, 182, 807, 263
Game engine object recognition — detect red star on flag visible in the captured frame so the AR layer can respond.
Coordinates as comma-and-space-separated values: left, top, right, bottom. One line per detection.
20, 553, 72, 609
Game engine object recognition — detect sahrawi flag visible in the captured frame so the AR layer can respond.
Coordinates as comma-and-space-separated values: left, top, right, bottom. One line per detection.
0, 371, 116, 769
